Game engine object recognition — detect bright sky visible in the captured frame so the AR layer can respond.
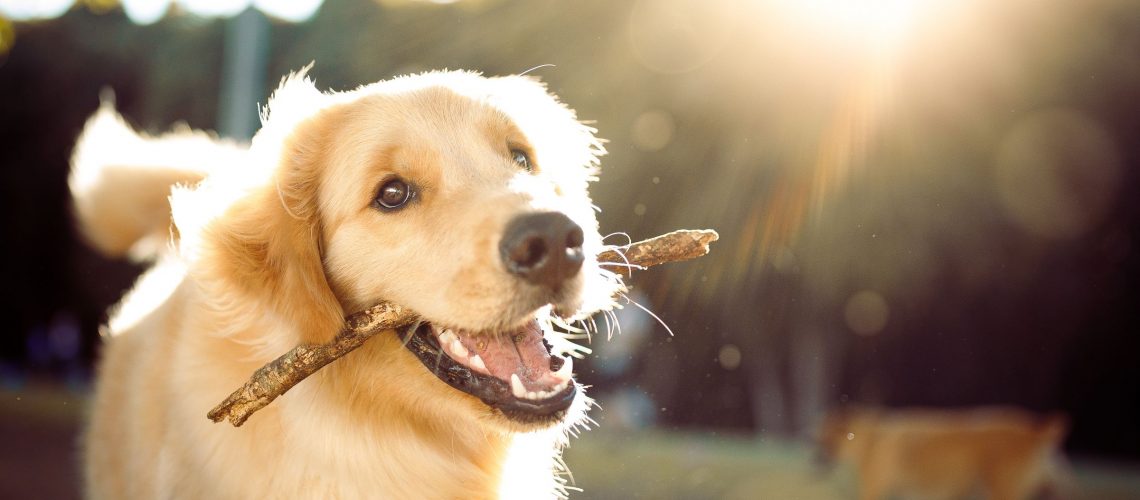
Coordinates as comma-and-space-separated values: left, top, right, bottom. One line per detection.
0, 0, 325, 24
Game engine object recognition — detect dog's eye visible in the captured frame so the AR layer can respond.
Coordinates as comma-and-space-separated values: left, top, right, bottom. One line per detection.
510, 148, 532, 172
374, 178, 413, 210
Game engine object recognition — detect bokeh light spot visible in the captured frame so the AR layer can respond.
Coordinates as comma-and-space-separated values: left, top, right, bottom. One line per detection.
178, 0, 250, 18
844, 290, 889, 336
994, 108, 1122, 240
770, 246, 798, 272
122, 0, 170, 24
0, 0, 73, 21
718, 344, 741, 370
632, 109, 675, 152
254, 0, 323, 22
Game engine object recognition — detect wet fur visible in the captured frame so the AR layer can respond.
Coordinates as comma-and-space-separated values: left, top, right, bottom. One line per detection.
72, 70, 622, 499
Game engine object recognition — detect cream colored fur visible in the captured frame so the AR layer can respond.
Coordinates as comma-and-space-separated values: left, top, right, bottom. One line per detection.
70, 103, 246, 260
73, 70, 622, 499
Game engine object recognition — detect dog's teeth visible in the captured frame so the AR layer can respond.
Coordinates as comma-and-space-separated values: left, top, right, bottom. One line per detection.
510, 373, 527, 399
527, 391, 538, 400
439, 329, 458, 345
551, 380, 569, 393
468, 354, 487, 373
551, 355, 573, 383
438, 330, 470, 359
449, 339, 468, 358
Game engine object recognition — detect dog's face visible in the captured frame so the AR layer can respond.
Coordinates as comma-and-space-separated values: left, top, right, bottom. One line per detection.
317, 79, 606, 331
318, 74, 621, 428
192, 71, 623, 432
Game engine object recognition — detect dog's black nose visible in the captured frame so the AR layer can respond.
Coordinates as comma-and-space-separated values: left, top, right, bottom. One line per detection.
500, 212, 585, 288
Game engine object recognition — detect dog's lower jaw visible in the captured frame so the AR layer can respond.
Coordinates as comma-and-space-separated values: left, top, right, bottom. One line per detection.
282, 331, 581, 499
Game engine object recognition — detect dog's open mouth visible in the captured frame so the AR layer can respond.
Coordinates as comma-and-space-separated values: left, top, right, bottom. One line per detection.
403, 319, 576, 424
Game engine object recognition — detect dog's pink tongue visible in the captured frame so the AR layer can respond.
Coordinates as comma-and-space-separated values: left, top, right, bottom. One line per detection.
458, 322, 551, 390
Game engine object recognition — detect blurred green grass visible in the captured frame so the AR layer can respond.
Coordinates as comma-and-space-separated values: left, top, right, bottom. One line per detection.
562, 429, 844, 499
563, 428, 1140, 499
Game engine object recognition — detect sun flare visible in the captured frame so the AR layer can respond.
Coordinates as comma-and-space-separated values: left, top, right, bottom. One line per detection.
775, 0, 941, 48
747, 0, 948, 263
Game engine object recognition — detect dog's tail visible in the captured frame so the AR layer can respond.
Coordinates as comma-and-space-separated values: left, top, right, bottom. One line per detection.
69, 97, 246, 260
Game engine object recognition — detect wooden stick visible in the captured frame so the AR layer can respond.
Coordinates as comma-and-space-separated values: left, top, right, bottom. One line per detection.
596, 229, 720, 278
208, 228, 718, 426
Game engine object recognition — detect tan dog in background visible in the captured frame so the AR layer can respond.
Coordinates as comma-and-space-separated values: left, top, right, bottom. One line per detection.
817, 406, 1070, 500
71, 70, 625, 499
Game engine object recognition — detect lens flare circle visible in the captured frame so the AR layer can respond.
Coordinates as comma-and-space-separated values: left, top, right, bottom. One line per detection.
845, 290, 890, 336
994, 108, 1122, 240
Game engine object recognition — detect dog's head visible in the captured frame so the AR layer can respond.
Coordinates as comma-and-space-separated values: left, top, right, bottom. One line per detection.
176, 70, 624, 431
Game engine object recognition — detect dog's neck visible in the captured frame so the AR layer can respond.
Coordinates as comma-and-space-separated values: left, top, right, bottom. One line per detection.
273, 359, 567, 499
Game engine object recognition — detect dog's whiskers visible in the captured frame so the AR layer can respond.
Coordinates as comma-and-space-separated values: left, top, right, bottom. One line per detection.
605, 309, 619, 340
553, 316, 587, 334
553, 453, 577, 493
597, 242, 639, 281
584, 317, 598, 344
620, 292, 674, 337
601, 231, 633, 247
543, 315, 593, 360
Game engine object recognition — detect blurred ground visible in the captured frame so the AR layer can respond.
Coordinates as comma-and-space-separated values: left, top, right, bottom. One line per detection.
563, 429, 1140, 499
4, 384, 1139, 499
0, 382, 84, 500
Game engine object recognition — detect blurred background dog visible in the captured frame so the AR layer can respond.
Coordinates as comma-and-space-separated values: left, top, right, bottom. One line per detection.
817, 407, 1071, 499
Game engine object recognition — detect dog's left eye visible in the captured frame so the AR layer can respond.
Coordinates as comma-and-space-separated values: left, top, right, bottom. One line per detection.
510, 148, 532, 172
374, 178, 413, 210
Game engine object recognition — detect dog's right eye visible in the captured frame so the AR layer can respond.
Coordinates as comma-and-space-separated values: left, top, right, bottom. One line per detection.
374, 178, 413, 211
510, 148, 533, 172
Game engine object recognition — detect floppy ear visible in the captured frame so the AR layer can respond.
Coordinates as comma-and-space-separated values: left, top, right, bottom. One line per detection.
199, 110, 345, 345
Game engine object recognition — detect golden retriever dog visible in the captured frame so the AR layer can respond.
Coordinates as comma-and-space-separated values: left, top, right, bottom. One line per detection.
816, 406, 1071, 500
70, 69, 626, 499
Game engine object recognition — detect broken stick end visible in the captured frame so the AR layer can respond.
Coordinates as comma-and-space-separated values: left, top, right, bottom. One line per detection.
692, 229, 719, 250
